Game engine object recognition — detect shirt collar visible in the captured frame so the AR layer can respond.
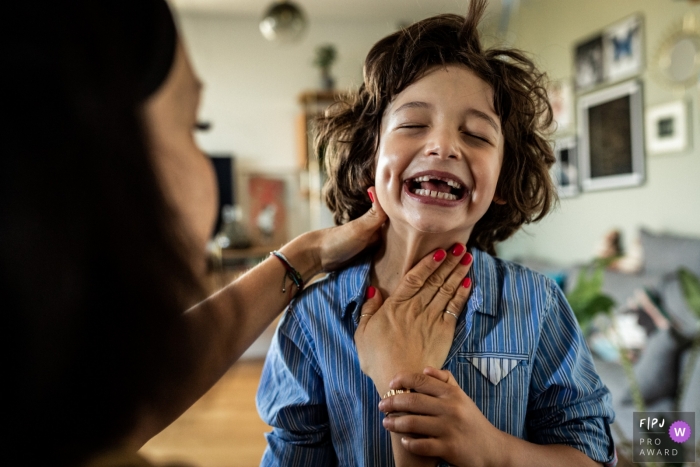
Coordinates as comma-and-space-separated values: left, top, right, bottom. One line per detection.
340, 248, 499, 323
470, 248, 498, 317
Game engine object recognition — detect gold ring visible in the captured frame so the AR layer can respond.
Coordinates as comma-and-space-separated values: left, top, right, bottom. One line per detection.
360, 314, 372, 318
444, 310, 459, 320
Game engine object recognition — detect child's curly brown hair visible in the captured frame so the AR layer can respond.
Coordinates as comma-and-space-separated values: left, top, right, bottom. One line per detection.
317, 0, 556, 255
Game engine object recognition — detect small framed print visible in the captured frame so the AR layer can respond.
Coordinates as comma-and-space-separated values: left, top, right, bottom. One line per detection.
603, 15, 644, 83
248, 175, 288, 247
577, 80, 645, 191
548, 80, 574, 132
645, 100, 690, 155
574, 14, 644, 92
552, 137, 579, 197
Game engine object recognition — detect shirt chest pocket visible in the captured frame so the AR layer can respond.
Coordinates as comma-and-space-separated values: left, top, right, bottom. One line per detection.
454, 352, 531, 435
456, 352, 529, 386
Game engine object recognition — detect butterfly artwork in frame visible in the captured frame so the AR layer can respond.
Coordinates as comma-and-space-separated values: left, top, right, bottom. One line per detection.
603, 14, 644, 84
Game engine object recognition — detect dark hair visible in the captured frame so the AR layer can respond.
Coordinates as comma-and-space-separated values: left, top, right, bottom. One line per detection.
3, 1, 201, 464
318, 0, 556, 254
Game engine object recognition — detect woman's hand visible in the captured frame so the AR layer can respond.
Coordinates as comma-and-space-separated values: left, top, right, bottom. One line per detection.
378, 367, 502, 467
314, 187, 388, 272
354, 243, 473, 396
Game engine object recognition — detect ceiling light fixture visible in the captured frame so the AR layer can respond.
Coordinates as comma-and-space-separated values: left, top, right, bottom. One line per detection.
259, 0, 307, 43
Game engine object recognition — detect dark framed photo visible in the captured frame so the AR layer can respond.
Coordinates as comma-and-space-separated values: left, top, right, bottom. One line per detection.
577, 80, 645, 191
575, 35, 604, 91
552, 137, 579, 197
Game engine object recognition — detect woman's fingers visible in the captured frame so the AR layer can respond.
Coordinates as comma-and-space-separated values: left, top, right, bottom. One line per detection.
317, 187, 387, 271
440, 273, 472, 323
390, 248, 448, 302
391, 243, 471, 303
357, 286, 382, 329
417, 248, 473, 317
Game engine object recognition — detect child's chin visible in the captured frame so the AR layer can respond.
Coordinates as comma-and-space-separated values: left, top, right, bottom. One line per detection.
408, 219, 460, 235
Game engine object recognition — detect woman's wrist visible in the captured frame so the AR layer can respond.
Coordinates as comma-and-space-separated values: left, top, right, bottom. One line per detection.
277, 230, 323, 284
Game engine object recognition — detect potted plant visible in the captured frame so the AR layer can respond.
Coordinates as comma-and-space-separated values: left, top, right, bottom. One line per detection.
314, 44, 337, 90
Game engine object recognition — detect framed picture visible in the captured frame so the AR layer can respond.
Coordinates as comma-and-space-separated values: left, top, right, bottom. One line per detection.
548, 80, 574, 132
575, 34, 604, 91
603, 15, 644, 83
577, 80, 645, 191
248, 175, 287, 247
645, 100, 690, 155
552, 137, 579, 197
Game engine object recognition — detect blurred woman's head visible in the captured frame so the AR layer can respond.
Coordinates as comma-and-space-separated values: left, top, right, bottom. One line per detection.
3, 1, 215, 463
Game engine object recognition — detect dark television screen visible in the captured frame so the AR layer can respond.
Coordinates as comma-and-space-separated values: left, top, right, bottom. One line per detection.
209, 155, 236, 236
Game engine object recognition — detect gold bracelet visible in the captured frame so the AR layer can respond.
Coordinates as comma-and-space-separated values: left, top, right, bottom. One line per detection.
381, 388, 412, 399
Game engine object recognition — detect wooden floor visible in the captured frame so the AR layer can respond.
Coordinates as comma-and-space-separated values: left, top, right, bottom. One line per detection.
140, 359, 270, 467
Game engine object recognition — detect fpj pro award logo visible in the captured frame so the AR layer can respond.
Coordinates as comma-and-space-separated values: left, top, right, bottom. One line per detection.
633, 412, 695, 463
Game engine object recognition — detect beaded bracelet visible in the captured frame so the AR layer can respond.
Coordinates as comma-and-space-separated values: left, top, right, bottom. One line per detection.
381, 388, 412, 399
270, 250, 305, 297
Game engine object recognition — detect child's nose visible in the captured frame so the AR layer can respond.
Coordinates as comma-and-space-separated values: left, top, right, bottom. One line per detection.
425, 128, 462, 160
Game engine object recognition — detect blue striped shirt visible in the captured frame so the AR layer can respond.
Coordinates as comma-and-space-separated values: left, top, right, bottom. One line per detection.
256, 248, 617, 466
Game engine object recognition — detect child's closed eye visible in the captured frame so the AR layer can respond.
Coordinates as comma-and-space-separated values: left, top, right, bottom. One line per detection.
462, 132, 493, 145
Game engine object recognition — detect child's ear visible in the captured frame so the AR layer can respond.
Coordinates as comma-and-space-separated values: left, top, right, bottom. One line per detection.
492, 194, 507, 205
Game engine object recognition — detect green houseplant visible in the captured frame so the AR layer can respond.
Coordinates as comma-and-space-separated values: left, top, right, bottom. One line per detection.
314, 44, 337, 90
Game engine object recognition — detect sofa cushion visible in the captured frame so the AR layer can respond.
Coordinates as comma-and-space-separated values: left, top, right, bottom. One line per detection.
659, 273, 700, 339
679, 349, 700, 415
625, 327, 691, 405
640, 228, 700, 277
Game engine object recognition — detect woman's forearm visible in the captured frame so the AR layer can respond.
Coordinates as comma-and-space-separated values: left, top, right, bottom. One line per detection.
189, 229, 326, 370
130, 203, 387, 447
129, 230, 328, 447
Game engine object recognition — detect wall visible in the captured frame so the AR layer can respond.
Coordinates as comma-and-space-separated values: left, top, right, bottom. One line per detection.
177, 13, 396, 237
497, 0, 700, 265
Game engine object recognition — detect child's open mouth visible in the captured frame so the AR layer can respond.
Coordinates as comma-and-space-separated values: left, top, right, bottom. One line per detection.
405, 173, 468, 202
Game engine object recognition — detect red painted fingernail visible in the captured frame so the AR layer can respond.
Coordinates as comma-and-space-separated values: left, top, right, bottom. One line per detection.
462, 277, 472, 288
366, 286, 376, 299
451, 243, 465, 256
460, 252, 473, 265
368, 190, 375, 203
433, 249, 446, 262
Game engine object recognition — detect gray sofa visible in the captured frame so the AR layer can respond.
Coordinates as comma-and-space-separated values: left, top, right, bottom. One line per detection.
514, 228, 700, 446
586, 229, 700, 446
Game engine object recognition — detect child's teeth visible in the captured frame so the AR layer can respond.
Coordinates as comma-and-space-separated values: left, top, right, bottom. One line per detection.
412, 188, 457, 200
411, 175, 461, 188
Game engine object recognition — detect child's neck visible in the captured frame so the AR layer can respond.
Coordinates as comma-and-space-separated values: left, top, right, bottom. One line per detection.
372, 221, 471, 298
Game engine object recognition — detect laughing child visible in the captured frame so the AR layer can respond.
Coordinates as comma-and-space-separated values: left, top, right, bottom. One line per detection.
256, 1, 616, 466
